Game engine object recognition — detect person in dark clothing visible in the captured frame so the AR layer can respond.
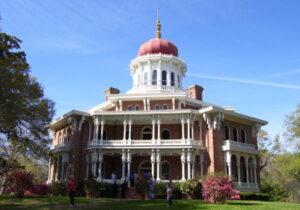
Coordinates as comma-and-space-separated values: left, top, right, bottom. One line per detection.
121, 181, 128, 199
67, 176, 77, 206
129, 173, 135, 187
112, 182, 118, 198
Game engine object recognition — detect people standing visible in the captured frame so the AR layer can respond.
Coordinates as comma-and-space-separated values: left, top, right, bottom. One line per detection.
121, 181, 128, 199
129, 173, 135, 187
111, 172, 116, 184
166, 183, 173, 207
149, 181, 155, 200
67, 176, 77, 207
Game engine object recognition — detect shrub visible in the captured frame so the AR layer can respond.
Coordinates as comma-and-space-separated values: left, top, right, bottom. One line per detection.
260, 177, 285, 201
202, 175, 240, 204
84, 178, 97, 194
5, 170, 34, 198
240, 192, 271, 201
49, 181, 67, 196
181, 179, 202, 199
95, 182, 116, 198
135, 178, 149, 197
173, 182, 183, 199
31, 183, 49, 195
155, 183, 167, 199
76, 181, 86, 197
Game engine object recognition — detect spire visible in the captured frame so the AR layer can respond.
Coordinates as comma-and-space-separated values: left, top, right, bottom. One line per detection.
156, 8, 161, 38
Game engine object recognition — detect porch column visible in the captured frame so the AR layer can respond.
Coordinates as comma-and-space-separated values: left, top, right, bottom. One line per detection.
245, 156, 249, 184
172, 98, 175, 110
94, 117, 100, 140
157, 119, 161, 144
152, 119, 156, 144
97, 152, 103, 182
191, 153, 195, 179
181, 117, 185, 140
237, 155, 241, 184
191, 120, 194, 140
181, 150, 186, 180
200, 152, 204, 177
92, 151, 98, 178
226, 151, 232, 178
187, 150, 191, 179
127, 151, 132, 187
123, 119, 127, 141
143, 98, 146, 110
151, 150, 156, 179
100, 120, 105, 142
121, 150, 126, 181
227, 161, 232, 178
199, 119, 203, 146
88, 121, 92, 141
187, 118, 191, 140
254, 158, 257, 183
156, 151, 161, 181
128, 120, 132, 144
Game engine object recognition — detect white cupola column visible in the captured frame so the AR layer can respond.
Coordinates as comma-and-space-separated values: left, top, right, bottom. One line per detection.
181, 117, 185, 140
181, 149, 186, 181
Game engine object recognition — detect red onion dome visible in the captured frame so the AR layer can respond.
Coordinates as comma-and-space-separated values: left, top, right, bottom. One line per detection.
138, 38, 178, 57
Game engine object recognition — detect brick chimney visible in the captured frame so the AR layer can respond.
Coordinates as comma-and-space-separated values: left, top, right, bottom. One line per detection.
105, 87, 120, 101
187, 85, 204, 100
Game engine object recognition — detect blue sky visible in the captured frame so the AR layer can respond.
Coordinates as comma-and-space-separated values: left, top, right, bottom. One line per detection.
1, 0, 299, 141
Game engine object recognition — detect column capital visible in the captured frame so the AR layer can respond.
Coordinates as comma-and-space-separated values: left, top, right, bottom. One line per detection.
101, 119, 105, 125
127, 152, 132, 163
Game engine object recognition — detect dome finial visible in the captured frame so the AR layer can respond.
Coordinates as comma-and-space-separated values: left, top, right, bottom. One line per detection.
156, 8, 161, 38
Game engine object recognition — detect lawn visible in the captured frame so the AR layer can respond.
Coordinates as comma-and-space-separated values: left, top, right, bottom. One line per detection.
0, 195, 299, 210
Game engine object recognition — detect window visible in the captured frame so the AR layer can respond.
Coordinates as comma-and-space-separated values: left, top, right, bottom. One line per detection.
161, 162, 170, 180
152, 70, 157, 85
162, 104, 168, 110
142, 127, 152, 140
177, 75, 180, 88
233, 128, 238, 141
144, 72, 148, 85
162, 70, 167, 85
98, 124, 101, 139
171, 72, 175, 86
155, 104, 160, 110
241, 129, 246, 143
103, 131, 107, 140
225, 126, 230, 140
161, 130, 170, 139
135, 105, 140, 110
128, 105, 133, 111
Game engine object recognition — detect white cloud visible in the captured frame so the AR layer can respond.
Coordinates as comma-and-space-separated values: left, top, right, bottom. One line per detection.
269, 69, 300, 78
187, 73, 300, 90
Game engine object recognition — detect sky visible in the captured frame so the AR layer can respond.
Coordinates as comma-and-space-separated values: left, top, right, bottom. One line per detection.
0, 0, 299, 142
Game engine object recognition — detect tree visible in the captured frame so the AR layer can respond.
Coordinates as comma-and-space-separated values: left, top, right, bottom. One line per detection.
285, 104, 300, 151
5, 170, 34, 198
0, 33, 55, 193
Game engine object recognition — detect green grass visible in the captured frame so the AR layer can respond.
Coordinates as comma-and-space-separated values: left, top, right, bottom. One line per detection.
0, 195, 299, 210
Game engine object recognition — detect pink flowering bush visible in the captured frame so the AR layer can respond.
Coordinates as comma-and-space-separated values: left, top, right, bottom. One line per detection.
5, 170, 34, 198
202, 175, 240, 204
31, 183, 50, 195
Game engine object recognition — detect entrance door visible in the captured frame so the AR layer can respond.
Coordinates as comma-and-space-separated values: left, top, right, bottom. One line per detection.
139, 161, 151, 175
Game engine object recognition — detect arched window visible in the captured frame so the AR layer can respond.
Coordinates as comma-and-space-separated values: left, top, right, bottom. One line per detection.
233, 128, 238, 141
225, 126, 230, 140
161, 130, 170, 139
155, 104, 160, 110
135, 105, 140, 110
142, 127, 152, 140
128, 105, 133, 111
231, 155, 238, 181
248, 157, 254, 183
139, 161, 151, 175
241, 129, 246, 143
66, 128, 71, 142
152, 70, 157, 85
171, 72, 175, 86
161, 162, 170, 180
162, 70, 167, 85
240, 156, 247, 183
177, 75, 180, 88
162, 104, 168, 110
144, 72, 148, 85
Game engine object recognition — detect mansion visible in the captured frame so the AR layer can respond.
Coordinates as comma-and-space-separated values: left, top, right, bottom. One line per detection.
47, 18, 267, 192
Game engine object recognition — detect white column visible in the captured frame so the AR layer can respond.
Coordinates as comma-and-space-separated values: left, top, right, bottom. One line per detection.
152, 119, 156, 144
181, 150, 186, 180
167, 71, 171, 86
191, 120, 194, 141
237, 156, 241, 184
157, 60, 162, 87
200, 153, 204, 177
123, 119, 127, 141
187, 150, 191, 179
147, 99, 151, 110
227, 161, 232, 178
191, 153, 195, 179
128, 120, 132, 143
156, 151, 161, 181
151, 150, 155, 179
157, 118, 161, 144
254, 159, 257, 183
127, 151, 131, 187
199, 120, 203, 145
187, 118, 191, 140
97, 153, 103, 182
143, 98, 147, 110
100, 120, 105, 141
119, 100, 123, 111
172, 98, 175, 110
94, 118, 99, 140
245, 157, 249, 185
88, 121, 92, 141
121, 150, 126, 181
181, 118, 185, 140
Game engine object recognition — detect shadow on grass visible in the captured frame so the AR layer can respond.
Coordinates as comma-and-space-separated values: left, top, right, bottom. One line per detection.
228, 202, 262, 206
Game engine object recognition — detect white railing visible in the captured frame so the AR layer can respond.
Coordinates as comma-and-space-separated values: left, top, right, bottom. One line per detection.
51, 142, 71, 152
88, 139, 204, 147
223, 140, 257, 152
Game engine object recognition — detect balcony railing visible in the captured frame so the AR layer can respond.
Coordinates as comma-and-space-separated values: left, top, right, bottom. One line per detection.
222, 140, 258, 154
88, 139, 204, 147
51, 142, 71, 152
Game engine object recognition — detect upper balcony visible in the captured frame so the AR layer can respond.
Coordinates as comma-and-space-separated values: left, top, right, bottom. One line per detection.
222, 140, 259, 154
51, 142, 71, 153
87, 139, 204, 150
